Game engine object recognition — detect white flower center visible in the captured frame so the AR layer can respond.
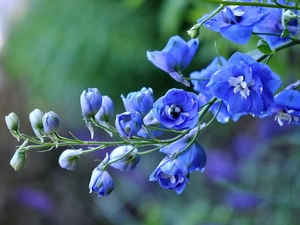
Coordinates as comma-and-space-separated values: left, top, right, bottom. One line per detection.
275, 110, 299, 126
228, 76, 255, 99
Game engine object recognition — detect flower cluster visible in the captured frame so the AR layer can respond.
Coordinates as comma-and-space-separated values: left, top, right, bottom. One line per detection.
5, 0, 300, 198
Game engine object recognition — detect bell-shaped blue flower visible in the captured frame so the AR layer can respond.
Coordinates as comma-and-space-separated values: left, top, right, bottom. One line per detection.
152, 88, 202, 130
147, 35, 199, 86
160, 127, 206, 173
115, 111, 142, 138
42, 111, 61, 135
207, 52, 281, 117
198, 5, 269, 44
121, 87, 154, 117
58, 149, 82, 170
29, 109, 44, 142
149, 156, 189, 194
80, 88, 102, 118
272, 89, 300, 126
109, 145, 140, 171
89, 156, 114, 197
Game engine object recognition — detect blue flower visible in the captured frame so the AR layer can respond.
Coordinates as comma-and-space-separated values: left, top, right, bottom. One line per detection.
207, 52, 281, 117
147, 35, 199, 86
160, 128, 206, 173
42, 111, 61, 135
58, 149, 82, 171
89, 158, 114, 197
121, 87, 154, 117
190, 56, 240, 123
198, 5, 269, 44
149, 156, 189, 194
254, 1, 298, 49
109, 145, 140, 171
272, 89, 300, 126
115, 111, 142, 138
80, 88, 102, 118
152, 88, 202, 130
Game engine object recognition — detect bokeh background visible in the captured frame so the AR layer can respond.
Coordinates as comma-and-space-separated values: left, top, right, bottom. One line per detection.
1, 0, 300, 224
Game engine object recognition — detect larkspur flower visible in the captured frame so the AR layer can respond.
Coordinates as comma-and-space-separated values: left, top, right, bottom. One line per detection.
254, 1, 298, 49
109, 145, 140, 171
207, 52, 281, 117
149, 156, 189, 194
58, 149, 82, 170
272, 89, 300, 126
152, 88, 202, 130
190, 56, 240, 123
89, 156, 114, 197
115, 111, 142, 138
198, 5, 269, 44
147, 35, 199, 86
95, 95, 114, 123
160, 127, 206, 173
29, 109, 44, 142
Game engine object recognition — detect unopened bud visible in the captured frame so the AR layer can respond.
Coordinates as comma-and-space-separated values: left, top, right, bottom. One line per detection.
187, 24, 200, 39
5, 112, 20, 132
29, 109, 44, 142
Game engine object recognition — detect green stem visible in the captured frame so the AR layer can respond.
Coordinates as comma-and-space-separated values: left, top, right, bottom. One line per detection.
201, 0, 300, 10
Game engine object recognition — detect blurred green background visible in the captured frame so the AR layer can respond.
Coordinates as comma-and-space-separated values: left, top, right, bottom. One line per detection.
1, 0, 300, 224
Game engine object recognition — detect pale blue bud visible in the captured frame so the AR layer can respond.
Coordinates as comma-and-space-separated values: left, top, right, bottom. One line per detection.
5, 112, 20, 132
29, 109, 44, 141
42, 111, 60, 135
58, 149, 82, 170
109, 145, 140, 171
80, 88, 102, 118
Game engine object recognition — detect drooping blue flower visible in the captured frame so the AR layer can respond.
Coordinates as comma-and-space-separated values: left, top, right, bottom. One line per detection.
198, 5, 269, 44
147, 35, 199, 86
121, 87, 154, 117
152, 88, 202, 130
115, 111, 142, 138
190, 56, 240, 123
89, 156, 114, 197
207, 52, 282, 117
272, 89, 300, 126
149, 156, 189, 194
253, 1, 298, 49
109, 145, 140, 171
80, 88, 102, 118
160, 127, 206, 173
42, 111, 61, 135
29, 109, 44, 142
58, 149, 82, 170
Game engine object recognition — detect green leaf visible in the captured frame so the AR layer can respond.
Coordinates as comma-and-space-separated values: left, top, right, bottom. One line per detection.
257, 39, 275, 55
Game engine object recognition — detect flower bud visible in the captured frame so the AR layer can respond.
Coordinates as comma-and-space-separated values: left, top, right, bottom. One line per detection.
89, 156, 114, 197
283, 10, 298, 23
121, 87, 154, 117
80, 88, 102, 118
29, 109, 44, 142
10, 140, 28, 171
10, 149, 27, 171
58, 149, 82, 170
95, 95, 114, 123
187, 24, 200, 39
5, 112, 20, 132
42, 111, 61, 134
115, 111, 142, 138
109, 145, 140, 171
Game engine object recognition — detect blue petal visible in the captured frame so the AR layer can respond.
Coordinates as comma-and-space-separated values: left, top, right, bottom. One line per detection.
220, 25, 253, 44
146, 51, 176, 73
